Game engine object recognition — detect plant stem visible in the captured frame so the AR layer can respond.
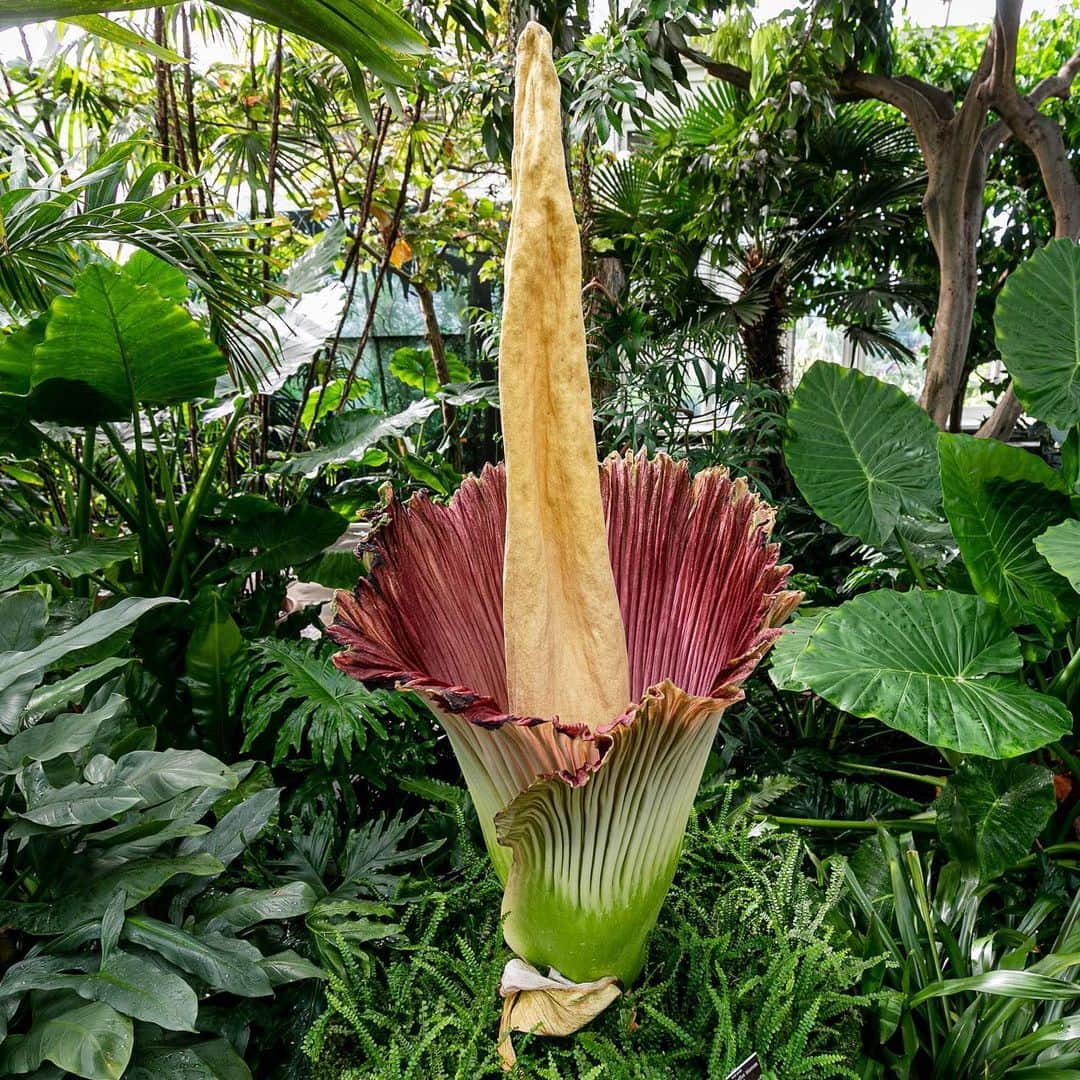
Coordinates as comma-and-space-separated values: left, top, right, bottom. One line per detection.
760, 814, 937, 832
895, 529, 929, 590
836, 760, 947, 787
1052, 741, 1080, 790
162, 403, 244, 596
73, 426, 96, 598
1050, 647, 1080, 701
40, 433, 140, 533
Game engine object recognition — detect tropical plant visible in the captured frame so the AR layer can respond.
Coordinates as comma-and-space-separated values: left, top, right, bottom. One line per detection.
774, 239, 1080, 773
233, 637, 440, 813
305, 792, 873, 1078
328, 26, 799, 1037
4, 0, 426, 126
841, 829, 1080, 1077
0, 591, 323, 1080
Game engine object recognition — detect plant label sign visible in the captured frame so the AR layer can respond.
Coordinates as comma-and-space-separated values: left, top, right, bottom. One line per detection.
726, 1053, 762, 1080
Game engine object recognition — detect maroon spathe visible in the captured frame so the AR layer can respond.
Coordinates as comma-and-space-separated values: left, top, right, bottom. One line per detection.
329, 451, 797, 777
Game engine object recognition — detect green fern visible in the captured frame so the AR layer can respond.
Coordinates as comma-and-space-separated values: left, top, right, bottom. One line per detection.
235, 638, 416, 767
306, 792, 876, 1079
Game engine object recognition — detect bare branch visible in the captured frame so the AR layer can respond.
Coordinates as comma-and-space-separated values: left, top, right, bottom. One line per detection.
835, 71, 945, 157
1026, 45, 1080, 108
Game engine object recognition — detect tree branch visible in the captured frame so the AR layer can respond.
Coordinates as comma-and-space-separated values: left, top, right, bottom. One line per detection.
665, 39, 750, 90
835, 71, 947, 159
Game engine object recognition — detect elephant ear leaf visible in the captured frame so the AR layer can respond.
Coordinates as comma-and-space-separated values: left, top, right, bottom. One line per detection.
939, 433, 1077, 634
785, 361, 941, 548
1036, 518, 1080, 595
934, 758, 1055, 880
28, 265, 226, 424
995, 237, 1080, 428
775, 589, 1070, 758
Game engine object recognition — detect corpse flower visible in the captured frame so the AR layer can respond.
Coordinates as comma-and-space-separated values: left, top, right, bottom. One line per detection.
329, 20, 797, 1017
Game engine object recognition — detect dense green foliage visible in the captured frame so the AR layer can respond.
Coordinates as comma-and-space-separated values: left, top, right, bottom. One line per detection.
2, 0, 1080, 1077
307, 797, 873, 1079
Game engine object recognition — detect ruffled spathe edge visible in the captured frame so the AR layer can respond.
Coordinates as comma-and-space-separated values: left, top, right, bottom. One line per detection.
329, 450, 799, 721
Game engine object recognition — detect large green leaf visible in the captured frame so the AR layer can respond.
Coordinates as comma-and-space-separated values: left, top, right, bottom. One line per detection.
0, 589, 48, 652
0, 853, 224, 934
0, 531, 137, 591
0, 1000, 133, 1079
122, 915, 272, 998
768, 608, 834, 690
3, 0, 426, 116
278, 399, 436, 479
80, 951, 198, 1032
127, 1037, 252, 1080
111, 749, 237, 804
24, 656, 132, 723
20, 778, 144, 827
23, 265, 226, 423
995, 237, 1080, 427
934, 759, 1055, 879
0, 596, 180, 694
194, 882, 318, 934
1036, 518, 1080, 594
121, 249, 189, 302
185, 591, 244, 732
939, 434, 1076, 632
785, 361, 941, 547
770, 589, 1071, 757
224, 503, 348, 575
0, 699, 121, 774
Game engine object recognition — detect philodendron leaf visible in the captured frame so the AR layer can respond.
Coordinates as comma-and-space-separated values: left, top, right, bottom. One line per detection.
939, 434, 1077, 633
785, 362, 941, 547
0, 531, 137, 591
27, 265, 226, 424
1036, 518, 1080, 594
771, 589, 1070, 757
934, 758, 1055, 879
0, 1000, 133, 1079
995, 237, 1080, 427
